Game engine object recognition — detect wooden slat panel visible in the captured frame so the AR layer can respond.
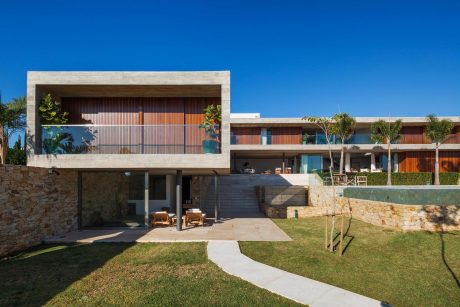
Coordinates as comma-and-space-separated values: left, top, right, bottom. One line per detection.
399, 151, 460, 172
231, 127, 261, 144
143, 97, 185, 154
400, 126, 430, 144
444, 125, 460, 144
271, 127, 302, 144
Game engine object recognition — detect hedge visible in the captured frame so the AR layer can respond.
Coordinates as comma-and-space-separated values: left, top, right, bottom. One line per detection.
316, 171, 460, 185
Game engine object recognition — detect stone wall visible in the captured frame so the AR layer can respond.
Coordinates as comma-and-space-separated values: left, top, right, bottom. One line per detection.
81, 172, 129, 227
338, 197, 460, 232
0, 165, 78, 257
288, 186, 460, 231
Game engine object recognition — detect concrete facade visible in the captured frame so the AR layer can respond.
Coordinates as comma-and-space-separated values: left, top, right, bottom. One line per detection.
27, 71, 231, 174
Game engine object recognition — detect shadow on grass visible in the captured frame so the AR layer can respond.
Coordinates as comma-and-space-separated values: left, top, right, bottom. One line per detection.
0, 243, 134, 306
421, 205, 460, 290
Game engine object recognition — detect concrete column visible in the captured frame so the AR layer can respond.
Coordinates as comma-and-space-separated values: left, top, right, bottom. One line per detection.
282, 152, 286, 174
176, 170, 182, 231
214, 174, 220, 221
293, 156, 298, 174
144, 172, 149, 227
345, 153, 351, 172
370, 153, 376, 171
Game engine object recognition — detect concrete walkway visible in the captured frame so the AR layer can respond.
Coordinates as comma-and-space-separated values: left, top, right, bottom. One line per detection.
207, 241, 383, 307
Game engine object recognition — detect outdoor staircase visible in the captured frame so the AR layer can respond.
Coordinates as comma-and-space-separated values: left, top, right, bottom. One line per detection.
203, 174, 298, 218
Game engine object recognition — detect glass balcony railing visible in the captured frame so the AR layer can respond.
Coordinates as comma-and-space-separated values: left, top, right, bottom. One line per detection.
41, 125, 221, 154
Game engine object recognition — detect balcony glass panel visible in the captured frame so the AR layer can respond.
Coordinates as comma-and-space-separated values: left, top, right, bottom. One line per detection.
345, 133, 374, 144
41, 125, 220, 154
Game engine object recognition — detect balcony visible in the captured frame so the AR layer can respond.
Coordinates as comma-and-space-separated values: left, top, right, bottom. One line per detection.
41, 124, 221, 155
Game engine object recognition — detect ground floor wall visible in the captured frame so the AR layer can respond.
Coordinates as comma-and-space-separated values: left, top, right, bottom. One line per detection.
0, 166, 78, 257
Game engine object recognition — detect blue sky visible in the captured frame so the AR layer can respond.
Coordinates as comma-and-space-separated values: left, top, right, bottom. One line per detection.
1, 0, 459, 121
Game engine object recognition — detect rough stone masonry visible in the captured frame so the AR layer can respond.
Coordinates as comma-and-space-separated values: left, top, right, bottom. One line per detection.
0, 165, 78, 257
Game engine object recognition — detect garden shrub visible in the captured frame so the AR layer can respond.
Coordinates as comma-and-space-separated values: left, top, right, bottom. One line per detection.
315, 170, 459, 185
439, 172, 460, 185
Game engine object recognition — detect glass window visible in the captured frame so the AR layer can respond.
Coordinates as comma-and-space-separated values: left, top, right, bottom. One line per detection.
300, 155, 323, 173
261, 128, 272, 145
149, 175, 167, 200
128, 174, 166, 200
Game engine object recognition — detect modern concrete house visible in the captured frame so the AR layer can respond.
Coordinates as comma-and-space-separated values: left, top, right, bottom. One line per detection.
26, 71, 460, 229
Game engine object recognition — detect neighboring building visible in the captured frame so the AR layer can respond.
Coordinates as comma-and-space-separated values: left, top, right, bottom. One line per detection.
26, 71, 460, 228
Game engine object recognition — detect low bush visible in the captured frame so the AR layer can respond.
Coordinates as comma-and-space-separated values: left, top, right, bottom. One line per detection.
315, 171, 459, 185
440, 172, 460, 185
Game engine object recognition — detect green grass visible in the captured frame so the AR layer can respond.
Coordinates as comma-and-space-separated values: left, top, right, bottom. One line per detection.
0, 243, 300, 306
240, 217, 460, 307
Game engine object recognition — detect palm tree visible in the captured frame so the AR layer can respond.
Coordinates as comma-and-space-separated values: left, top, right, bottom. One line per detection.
370, 119, 402, 185
332, 113, 356, 174
0, 96, 27, 164
425, 114, 454, 185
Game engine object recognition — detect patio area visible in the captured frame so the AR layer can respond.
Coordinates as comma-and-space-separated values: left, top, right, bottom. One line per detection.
44, 216, 292, 243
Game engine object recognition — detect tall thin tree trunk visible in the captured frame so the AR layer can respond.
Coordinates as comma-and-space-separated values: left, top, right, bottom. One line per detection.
339, 146, 344, 175
0, 127, 6, 165
326, 134, 336, 252
434, 144, 440, 185
387, 143, 392, 185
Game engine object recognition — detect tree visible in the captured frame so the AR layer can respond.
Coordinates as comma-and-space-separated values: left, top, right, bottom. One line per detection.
0, 96, 27, 164
6, 136, 26, 165
303, 116, 337, 252
370, 119, 402, 185
425, 114, 454, 185
39, 94, 71, 154
331, 113, 356, 174
38, 94, 68, 124
199, 104, 222, 141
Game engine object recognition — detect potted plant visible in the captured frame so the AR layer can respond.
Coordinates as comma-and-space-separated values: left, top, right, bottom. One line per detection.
199, 104, 221, 154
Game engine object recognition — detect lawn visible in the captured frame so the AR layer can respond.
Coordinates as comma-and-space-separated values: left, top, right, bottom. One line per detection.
0, 242, 300, 306
240, 217, 460, 307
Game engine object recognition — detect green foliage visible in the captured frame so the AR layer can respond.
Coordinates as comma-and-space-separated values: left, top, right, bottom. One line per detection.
6, 136, 26, 165
354, 172, 432, 185
38, 94, 68, 125
371, 119, 402, 144
370, 119, 403, 144
199, 104, 221, 138
316, 171, 460, 185
0, 96, 27, 136
439, 172, 460, 185
425, 114, 454, 145
331, 113, 356, 144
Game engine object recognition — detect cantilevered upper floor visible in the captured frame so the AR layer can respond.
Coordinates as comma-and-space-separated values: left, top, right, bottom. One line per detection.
26, 71, 230, 173
229, 114, 460, 151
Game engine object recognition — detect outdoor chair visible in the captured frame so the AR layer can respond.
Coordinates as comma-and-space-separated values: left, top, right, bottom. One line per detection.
150, 211, 173, 227
356, 176, 368, 186
184, 209, 207, 227
275, 168, 282, 174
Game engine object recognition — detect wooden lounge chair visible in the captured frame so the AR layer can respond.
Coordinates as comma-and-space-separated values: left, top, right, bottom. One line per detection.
150, 211, 173, 227
185, 209, 206, 227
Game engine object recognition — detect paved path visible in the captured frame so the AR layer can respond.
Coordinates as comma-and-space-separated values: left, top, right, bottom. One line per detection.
207, 240, 383, 307
45, 217, 291, 243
